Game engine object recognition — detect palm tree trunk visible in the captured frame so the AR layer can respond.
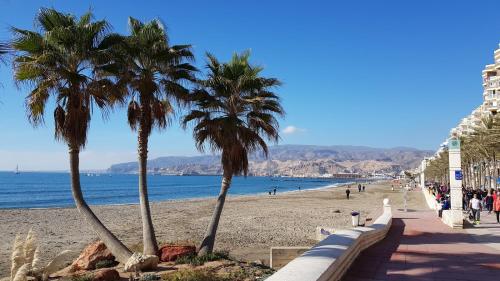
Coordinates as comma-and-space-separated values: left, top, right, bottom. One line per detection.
198, 170, 232, 256
493, 151, 498, 189
138, 121, 158, 256
69, 145, 132, 263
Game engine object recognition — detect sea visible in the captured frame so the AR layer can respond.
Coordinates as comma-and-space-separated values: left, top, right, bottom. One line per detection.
0, 172, 368, 209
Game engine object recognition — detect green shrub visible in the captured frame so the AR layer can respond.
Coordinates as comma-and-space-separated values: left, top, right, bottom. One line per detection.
141, 273, 161, 281
70, 274, 93, 281
95, 259, 116, 269
175, 251, 229, 266
161, 269, 229, 281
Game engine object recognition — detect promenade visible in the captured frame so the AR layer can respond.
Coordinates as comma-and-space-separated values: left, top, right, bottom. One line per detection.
343, 191, 499, 281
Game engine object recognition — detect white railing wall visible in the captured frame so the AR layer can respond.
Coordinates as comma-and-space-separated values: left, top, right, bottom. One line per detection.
266, 200, 392, 281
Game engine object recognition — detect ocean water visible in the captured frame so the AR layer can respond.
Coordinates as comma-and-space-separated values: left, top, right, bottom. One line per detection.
0, 172, 365, 209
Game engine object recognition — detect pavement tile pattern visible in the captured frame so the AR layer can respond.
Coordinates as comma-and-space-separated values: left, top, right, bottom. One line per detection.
343, 209, 500, 281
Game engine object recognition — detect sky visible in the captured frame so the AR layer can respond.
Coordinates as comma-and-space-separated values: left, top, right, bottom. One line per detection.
0, 0, 499, 171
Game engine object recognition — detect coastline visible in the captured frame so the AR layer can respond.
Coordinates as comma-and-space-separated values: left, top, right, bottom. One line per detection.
0, 179, 369, 210
0, 180, 394, 277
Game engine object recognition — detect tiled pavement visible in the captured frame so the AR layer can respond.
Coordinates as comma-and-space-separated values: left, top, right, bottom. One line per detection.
465, 209, 500, 251
343, 209, 500, 281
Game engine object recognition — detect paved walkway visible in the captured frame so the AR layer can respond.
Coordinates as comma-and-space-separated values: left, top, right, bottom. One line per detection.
343, 208, 500, 281
465, 209, 500, 251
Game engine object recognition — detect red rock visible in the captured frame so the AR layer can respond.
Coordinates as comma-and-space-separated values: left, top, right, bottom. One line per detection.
70, 241, 115, 271
93, 268, 120, 281
158, 245, 196, 262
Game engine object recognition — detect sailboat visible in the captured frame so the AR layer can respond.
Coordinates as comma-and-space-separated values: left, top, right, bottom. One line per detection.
15, 165, 20, 175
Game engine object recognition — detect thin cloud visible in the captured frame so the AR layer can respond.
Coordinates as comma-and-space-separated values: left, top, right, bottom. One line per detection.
282, 125, 306, 135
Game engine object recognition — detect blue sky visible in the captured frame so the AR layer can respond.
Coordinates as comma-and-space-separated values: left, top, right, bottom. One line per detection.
0, 0, 499, 170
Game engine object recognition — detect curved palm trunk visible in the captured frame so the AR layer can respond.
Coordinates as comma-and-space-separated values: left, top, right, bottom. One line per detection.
138, 121, 158, 255
198, 171, 232, 256
69, 146, 132, 263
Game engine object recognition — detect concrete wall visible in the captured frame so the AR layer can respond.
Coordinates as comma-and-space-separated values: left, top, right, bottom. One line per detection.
270, 247, 310, 269
421, 187, 437, 210
266, 202, 392, 281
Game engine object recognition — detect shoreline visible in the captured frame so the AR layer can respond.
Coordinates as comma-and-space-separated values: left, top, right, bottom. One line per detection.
0, 180, 393, 277
0, 179, 375, 210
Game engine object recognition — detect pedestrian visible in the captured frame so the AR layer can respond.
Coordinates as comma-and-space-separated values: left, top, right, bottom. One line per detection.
268, 191, 272, 195
298, 186, 301, 191
346, 188, 351, 200
362, 185, 365, 192
273, 187, 277, 195
465, 188, 473, 211
469, 194, 482, 224
494, 191, 500, 223
485, 192, 494, 214
358, 184, 361, 192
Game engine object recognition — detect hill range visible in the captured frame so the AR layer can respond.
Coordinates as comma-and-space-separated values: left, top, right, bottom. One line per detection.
108, 145, 431, 177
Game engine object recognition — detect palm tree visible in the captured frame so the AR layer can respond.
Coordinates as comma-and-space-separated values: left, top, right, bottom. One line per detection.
183, 51, 284, 255
11, 8, 132, 263
109, 18, 197, 255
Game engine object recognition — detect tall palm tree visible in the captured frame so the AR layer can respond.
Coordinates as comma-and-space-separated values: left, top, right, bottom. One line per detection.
183, 51, 284, 255
11, 8, 132, 263
109, 18, 197, 255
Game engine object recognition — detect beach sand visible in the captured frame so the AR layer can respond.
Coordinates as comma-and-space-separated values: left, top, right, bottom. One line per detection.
0, 181, 416, 277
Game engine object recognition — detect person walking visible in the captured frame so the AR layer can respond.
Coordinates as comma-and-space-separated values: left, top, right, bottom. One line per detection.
358, 184, 361, 192
469, 194, 482, 224
362, 185, 365, 192
346, 187, 351, 200
273, 187, 277, 195
494, 191, 500, 223
485, 192, 494, 214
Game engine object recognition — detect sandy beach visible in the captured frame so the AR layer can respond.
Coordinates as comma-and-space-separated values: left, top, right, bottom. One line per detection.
0, 181, 415, 277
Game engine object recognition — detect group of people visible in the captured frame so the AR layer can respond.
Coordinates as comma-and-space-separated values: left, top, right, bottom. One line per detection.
345, 183, 366, 199
462, 187, 500, 224
428, 182, 500, 224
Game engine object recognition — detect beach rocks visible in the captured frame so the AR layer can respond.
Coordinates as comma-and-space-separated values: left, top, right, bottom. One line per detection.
70, 241, 115, 271
124, 253, 159, 272
93, 269, 120, 281
158, 245, 196, 262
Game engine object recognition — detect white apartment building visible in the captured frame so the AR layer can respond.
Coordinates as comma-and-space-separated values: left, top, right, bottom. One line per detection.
481, 46, 500, 114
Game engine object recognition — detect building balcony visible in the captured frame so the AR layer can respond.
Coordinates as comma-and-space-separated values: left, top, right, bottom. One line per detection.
483, 74, 499, 86
484, 100, 499, 114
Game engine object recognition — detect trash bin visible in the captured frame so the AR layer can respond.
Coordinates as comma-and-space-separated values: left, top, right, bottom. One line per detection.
351, 211, 360, 227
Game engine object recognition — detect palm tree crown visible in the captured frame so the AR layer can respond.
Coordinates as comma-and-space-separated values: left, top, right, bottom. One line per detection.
115, 17, 197, 134
184, 51, 284, 175
12, 8, 122, 148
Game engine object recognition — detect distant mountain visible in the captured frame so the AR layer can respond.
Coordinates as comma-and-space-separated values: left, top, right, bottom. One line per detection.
108, 145, 432, 176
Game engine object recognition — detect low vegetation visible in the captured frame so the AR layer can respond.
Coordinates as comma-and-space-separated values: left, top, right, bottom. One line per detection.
140, 274, 161, 281
175, 251, 229, 266
94, 259, 116, 269
68, 275, 93, 281
161, 270, 228, 281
